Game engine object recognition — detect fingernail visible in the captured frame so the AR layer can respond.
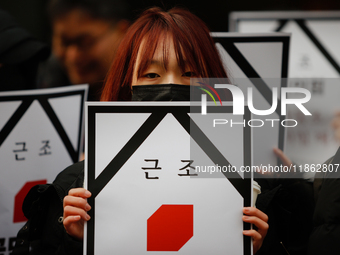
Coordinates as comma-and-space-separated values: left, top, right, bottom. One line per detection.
86, 214, 91, 221
85, 203, 91, 211
85, 190, 91, 197
243, 207, 250, 213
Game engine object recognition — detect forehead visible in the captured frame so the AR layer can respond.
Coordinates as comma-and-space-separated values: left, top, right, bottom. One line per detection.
53, 9, 111, 37
139, 34, 173, 57
133, 34, 176, 72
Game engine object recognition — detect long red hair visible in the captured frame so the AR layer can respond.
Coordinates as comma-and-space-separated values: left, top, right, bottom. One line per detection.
101, 7, 228, 101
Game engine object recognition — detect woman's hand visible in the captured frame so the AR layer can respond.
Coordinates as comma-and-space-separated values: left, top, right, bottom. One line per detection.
243, 207, 269, 254
63, 188, 92, 240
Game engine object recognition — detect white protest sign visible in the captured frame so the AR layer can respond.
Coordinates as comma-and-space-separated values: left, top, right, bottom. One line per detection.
285, 79, 340, 168
0, 85, 88, 255
229, 11, 340, 78
211, 34, 290, 168
84, 102, 253, 255
228, 12, 340, 175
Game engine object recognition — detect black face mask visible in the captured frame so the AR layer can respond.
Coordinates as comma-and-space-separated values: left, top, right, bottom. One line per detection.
131, 84, 192, 101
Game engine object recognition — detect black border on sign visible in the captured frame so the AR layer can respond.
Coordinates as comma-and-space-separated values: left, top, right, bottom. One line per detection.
0, 89, 87, 163
213, 35, 289, 165
229, 12, 340, 32
230, 15, 340, 75
86, 103, 252, 255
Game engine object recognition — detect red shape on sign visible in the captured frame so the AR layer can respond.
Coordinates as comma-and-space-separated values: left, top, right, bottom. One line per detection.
13, 179, 47, 223
147, 204, 193, 251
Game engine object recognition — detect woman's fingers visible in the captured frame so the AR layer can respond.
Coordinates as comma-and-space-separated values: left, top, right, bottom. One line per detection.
243, 207, 268, 223
243, 229, 262, 240
243, 207, 269, 254
62, 188, 92, 240
63, 195, 91, 212
64, 204, 91, 221
63, 188, 91, 221
63, 215, 81, 228
243, 229, 263, 254
68, 188, 92, 198
242, 215, 269, 236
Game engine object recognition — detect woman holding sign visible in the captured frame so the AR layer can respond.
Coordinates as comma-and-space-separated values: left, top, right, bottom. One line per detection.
13, 7, 269, 255
68, 7, 268, 253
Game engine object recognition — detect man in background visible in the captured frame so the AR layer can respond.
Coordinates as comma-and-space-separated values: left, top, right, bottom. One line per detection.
38, 0, 131, 100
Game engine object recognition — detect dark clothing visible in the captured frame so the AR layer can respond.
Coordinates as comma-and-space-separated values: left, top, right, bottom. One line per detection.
0, 60, 44, 91
308, 156, 340, 255
13, 161, 84, 255
0, 9, 50, 92
0, 9, 49, 66
256, 177, 314, 255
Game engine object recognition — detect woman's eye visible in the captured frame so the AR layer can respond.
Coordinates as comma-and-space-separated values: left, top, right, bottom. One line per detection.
183, 71, 196, 77
144, 73, 160, 78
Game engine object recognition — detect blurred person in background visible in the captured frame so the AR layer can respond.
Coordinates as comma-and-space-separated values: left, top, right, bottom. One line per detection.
307, 112, 340, 255
37, 0, 131, 100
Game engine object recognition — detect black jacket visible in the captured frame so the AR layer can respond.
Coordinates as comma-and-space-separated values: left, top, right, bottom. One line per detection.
256, 177, 314, 255
308, 156, 340, 255
12, 161, 85, 255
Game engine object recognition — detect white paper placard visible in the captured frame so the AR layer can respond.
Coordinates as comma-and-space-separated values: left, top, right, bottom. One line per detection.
84, 102, 253, 255
0, 85, 88, 255
211, 33, 290, 168
284, 79, 340, 170
229, 11, 340, 78
228, 11, 340, 176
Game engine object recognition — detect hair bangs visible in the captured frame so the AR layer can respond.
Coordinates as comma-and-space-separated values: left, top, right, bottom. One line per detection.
172, 30, 203, 80
136, 30, 170, 79
136, 25, 203, 82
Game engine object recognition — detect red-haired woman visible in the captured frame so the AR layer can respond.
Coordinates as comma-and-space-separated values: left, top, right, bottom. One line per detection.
13, 7, 270, 255
100, 7, 229, 101
66, 7, 268, 253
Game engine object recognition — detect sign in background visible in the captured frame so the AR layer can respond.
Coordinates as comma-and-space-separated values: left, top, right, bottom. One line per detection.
228, 11, 340, 177
211, 33, 290, 168
229, 11, 340, 78
0, 85, 88, 255
84, 102, 252, 255
285, 78, 340, 169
